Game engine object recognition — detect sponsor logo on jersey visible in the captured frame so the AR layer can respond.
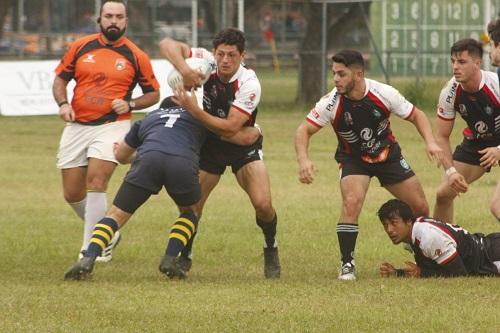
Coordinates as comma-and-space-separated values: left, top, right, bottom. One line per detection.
344, 111, 353, 126
446, 82, 457, 104
326, 92, 339, 112
217, 108, 226, 117
372, 109, 382, 118
83, 54, 96, 63
485, 105, 493, 115
458, 104, 467, 116
438, 107, 445, 116
115, 58, 126, 71
312, 110, 320, 119
400, 157, 410, 170
474, 121, 488, 133
360, 128, 373, 141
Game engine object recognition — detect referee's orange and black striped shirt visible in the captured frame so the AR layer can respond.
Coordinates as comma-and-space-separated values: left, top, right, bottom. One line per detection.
55, 33, 160, 123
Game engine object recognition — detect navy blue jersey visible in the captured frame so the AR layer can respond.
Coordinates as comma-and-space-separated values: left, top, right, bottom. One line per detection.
125, 106, 206, 160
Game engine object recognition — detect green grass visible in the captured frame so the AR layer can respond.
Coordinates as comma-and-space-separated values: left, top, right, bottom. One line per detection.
1, 71, 499, 332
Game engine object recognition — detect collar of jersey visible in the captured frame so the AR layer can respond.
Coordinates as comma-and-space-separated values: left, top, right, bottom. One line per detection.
217, 65, 244, 83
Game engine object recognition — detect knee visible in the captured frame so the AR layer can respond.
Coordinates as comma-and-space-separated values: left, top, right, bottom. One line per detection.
86, 175, 111, 191
343, 195, 363, 214
254, 200, 274, 220
63, 189, 85, 204
410, 200, 429, 217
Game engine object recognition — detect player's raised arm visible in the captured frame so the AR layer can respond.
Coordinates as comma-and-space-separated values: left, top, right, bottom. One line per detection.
159, 38, 204, 88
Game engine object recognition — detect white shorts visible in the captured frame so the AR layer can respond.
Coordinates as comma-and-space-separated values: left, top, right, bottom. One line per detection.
56, 120, 130, 169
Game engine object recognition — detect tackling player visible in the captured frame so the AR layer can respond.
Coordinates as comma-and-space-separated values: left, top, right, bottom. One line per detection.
64, 98, 261, 280
159, 28, 281, 279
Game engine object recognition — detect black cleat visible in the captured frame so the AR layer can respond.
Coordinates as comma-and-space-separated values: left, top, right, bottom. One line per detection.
159, 255, 186, 279
175, 255, 192, 273
264, 247, 281, 279
64, 256, 95, 280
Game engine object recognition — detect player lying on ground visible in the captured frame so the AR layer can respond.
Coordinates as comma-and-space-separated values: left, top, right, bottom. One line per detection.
377, 199, 500, 278
64, 98, 260, 280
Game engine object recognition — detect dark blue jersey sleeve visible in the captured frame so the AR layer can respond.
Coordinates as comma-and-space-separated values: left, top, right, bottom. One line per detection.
124, 120, 142, 149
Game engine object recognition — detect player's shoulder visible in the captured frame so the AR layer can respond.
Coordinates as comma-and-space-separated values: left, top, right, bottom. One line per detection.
439, 77, 459, 97
481, 70, 500, 93
315, 88, 340, 110
122, 37, 150, 58
67, 33, 100, 50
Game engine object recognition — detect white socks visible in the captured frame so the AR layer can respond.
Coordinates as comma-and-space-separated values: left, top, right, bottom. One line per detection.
69, 197, 87, 221
82, 192, 107, 250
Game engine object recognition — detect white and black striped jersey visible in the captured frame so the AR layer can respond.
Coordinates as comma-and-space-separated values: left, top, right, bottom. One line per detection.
306, 79, 414, 162
410, 217, 500, 276
437, 70, 500, 144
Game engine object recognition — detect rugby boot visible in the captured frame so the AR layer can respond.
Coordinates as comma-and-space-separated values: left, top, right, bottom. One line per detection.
263, 247, 281, 279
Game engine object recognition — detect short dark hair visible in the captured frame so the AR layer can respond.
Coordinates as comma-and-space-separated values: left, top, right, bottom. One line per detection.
159, 96, 178, 109
100, 0, 127, 16
450, 38, 483, 59
213, 28, 246, 53
488, 19, 500, 45
377, 199, 415, 223
331, 49, 365, 70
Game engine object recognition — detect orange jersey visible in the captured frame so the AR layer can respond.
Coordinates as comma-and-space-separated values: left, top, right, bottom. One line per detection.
55, 33, 160, 123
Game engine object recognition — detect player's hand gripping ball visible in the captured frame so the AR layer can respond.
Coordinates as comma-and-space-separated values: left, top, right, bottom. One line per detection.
167, 57, 211, 90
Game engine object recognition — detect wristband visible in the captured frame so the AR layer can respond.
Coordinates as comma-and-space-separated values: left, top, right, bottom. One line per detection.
395, 269, 405, 277
445, 166, 457, 176
58, 100, 68, 107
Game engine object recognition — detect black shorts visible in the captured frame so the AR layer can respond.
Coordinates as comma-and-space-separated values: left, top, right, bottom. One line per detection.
453, 139, 499, 172
123, 151, 201, 207
339, 151, 415, 186
200, 136, 263, 175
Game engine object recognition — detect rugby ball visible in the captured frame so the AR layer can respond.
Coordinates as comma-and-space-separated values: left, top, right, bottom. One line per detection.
167, 57, 211, 90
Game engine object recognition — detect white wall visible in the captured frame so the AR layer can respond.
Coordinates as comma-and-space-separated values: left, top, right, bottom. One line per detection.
0, 59, 176, 116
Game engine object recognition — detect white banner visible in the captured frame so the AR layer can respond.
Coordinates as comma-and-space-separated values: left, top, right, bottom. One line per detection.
0, 59, 175, 116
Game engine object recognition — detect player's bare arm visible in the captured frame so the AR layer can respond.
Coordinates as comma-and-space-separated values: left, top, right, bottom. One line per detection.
52, 76, 74, 122
435, 117, 468, 193
111, 91, 160, 115
113, 140, 136, 164
159, 38, 204, 88
294, 119, 321, 184
173, 86, 248, 137
221, 126, 261, 146
405, 107, 443, 166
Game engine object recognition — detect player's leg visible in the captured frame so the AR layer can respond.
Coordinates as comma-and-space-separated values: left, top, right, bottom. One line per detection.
489, 181, 500, 222
83, 157, 118, 261
385, 176, 429, 217
235, 160, 280, 278
83, 120, 130, 261
434, 161, 485, 223
64, 181, 152, 280
159, 155, 203, 278
61, 167, 87, 220
337, 173, 371, 280
177, 169, 221, 267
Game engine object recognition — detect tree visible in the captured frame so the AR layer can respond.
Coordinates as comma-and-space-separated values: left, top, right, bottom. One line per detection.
297, 1, 372, 104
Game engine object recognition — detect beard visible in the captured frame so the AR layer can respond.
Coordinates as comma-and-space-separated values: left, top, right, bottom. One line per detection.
100, 24, 126, 42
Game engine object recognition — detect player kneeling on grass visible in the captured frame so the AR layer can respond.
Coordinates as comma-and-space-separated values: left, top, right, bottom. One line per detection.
377, 199, 500, 278
64, 97, 261, 280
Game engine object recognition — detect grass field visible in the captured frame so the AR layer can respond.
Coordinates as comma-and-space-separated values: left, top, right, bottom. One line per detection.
1, 71, 499, 332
